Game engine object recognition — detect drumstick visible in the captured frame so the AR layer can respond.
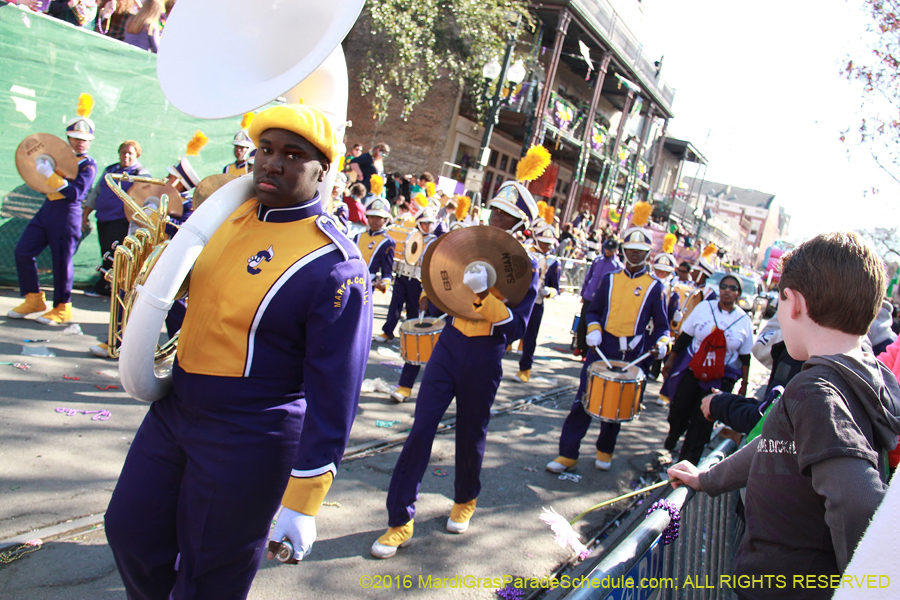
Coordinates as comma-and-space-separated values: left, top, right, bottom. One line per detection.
418, 311, 425, 324
622, 352, 651, 370
569, 480, 670, 524
592, 346, 614, 370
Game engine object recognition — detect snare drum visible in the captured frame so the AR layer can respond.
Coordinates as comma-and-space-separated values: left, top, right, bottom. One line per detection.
400, 318, 445, 365
581, 360, 645, 422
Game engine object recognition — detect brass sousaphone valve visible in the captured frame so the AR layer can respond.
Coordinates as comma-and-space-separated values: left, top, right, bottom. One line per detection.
421, 226, 534, 320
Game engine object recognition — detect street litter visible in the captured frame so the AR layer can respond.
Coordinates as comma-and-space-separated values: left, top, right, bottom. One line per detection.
360, 378, 392, 393
558, 473, 582, 482
63, 375, 80, 380
531, 377, 557, 385
375, 346, 401, 359
62, 323, 83, 335
1, 362, 30, 370
95, 385, 119, 391
0, 539, 42, 564
432, 468, 449, 477
24, 338, 50, 343
21, 346, 55, 357
55, 407, 111, 421
375, 420, 401, 428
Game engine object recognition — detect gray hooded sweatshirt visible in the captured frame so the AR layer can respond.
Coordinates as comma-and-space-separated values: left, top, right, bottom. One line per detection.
700, 352, 900, 600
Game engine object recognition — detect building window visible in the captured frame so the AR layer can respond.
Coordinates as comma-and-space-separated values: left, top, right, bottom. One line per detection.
499, 154, 508, 172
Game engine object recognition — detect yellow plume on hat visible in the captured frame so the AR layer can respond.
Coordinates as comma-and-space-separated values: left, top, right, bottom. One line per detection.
414, 193, 428, 208
76, 93, 94, 118
545, 204, 557, 224
425, 182, 436, 198
370, 174, 384, 196
631, 201, 652, 227
516, 145, 552, 182
663, 233, 677, 254
702, 243, 718, 259
454, 195, 471, 221
186, 130, 209, 156
240, 112, 255, 129
536, 200, 549, 223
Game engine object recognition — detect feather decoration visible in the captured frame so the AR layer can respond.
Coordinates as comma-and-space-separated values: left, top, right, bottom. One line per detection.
413, 193, 428, 208
536, 200, 549, 223
370, 174, 384, 196
516, 145, 552, 182
454, 195, 471, 221
702, 243, 718, 259
631, 201, 652, 227
185, 130, 209, 156
543, 203, 556, 224
539, 507, 591, 560
425, 182, 436, 198
240, 112, 255, 129
76, 93, 94, 118
663, 233, 677, 254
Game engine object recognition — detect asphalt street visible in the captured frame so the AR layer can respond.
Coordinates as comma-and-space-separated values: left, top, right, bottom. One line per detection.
0, 284, 767, 599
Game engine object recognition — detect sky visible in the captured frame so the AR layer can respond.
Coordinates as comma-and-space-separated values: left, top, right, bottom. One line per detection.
638, 0, 898, 242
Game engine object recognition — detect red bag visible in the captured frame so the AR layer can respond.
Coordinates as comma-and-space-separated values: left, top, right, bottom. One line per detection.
688, 303, 743, 382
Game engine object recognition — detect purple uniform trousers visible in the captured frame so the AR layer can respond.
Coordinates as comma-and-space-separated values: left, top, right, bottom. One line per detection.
105, 368, 304, 600
383, 275, 422, 337
386, 325, 504, 527
14, 200, 82, 305
519, 302, 545, 372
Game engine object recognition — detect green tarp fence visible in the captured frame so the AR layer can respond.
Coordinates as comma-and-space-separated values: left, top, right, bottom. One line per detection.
0, 5, 237, 288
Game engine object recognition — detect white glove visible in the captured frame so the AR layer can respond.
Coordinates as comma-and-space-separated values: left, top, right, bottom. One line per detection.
542, 286, 554, 298
34, 157, 55, 179
269, 507, 316, 562
654, 340, 668, 361
673, 310, 684, 323
586, 329, 602, 348
462, 264, 489, 294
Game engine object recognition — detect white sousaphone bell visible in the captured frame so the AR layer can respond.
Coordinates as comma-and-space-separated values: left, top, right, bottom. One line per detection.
119, 0, 364, 402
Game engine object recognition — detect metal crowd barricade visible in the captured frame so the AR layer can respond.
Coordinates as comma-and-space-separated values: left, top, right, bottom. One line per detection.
560, 257, 592, 293
562, 439, 740, 600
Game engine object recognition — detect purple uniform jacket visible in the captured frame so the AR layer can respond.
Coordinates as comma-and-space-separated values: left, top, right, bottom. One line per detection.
581, 254, 623, 302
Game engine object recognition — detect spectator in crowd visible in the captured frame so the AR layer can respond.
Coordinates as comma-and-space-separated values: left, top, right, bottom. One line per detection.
411, 172, 434, 198
385, 172, 402, 203
344, 143, 363, 168
344, 182, 368, 225
350, 143, 389, 193
95, 0, 138, 40
558, 223, 575, 257
47, 0, 97, 29
123, 0, 164, 53
82, 140, 150, 297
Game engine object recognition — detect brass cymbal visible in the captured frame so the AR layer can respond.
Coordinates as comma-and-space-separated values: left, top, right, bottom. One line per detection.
127, 181, 184, 219
422, 226, 534, 320
15, 134, 78, 195
193, 172, 239, 209
404, 229, 425, 265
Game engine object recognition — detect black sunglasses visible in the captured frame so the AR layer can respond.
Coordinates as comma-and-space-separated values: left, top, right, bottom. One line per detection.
719, 283, 740, 292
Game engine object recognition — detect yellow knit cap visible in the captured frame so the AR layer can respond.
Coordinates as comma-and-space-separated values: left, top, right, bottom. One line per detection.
248, 103, 338, 164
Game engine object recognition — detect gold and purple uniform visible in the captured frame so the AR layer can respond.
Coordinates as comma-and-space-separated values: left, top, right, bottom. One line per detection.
519, 252, 561, 372
354, 227, 395, 289
105, 194, 373, 597
386, 253, 540, 527
558, 266, 669, 459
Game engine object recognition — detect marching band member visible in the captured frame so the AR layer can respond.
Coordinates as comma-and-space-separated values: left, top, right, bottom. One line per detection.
328, 172, 351, 235
516, 220, 560, 383
377, 207, 438, 344
105, 103, 373, 596
371, 147, 548, 559
223, 113, 255, 176
546, 202, 669, 473
8, 94, 98, 325
575, 237, 623, 356
647, 248, 679, 383
164, 131, 208, 238
354, 195, 395, 294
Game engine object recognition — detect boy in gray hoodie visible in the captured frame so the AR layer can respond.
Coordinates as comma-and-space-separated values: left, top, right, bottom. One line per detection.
669, 232, 900, 600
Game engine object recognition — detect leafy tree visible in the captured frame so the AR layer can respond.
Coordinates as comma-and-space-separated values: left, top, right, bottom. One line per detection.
357, 0, 531, 122
843, 0, 900, 185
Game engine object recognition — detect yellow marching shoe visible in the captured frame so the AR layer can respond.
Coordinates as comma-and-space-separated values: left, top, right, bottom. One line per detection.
515, 369, 531, 383
446, 499, 476, 534
35, 303, 72, 325
545, 456, 577, 474
7, 292, 47, 319
373, 332, 393, 343
90, 343, 111, 358
370, 520, 414, 559
390, 386, 412, 403
656, 394, 670, 407
595, 451, 613, 471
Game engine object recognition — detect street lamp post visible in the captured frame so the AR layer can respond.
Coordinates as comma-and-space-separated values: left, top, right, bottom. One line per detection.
476, 40, 525, 169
